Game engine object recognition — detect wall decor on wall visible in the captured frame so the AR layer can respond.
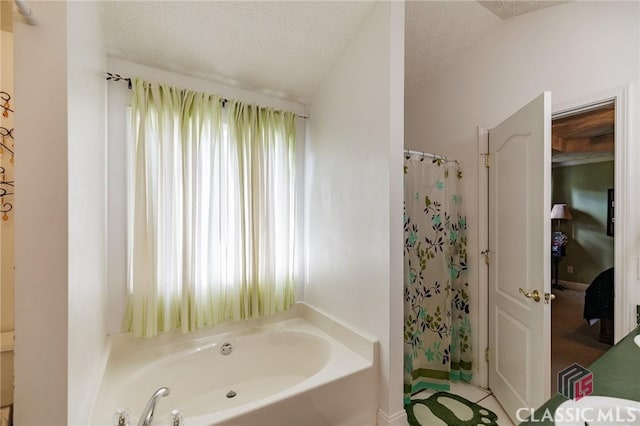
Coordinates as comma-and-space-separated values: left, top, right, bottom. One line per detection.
0, 90, 14, 220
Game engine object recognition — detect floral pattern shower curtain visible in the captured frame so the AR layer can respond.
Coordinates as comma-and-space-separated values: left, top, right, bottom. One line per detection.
403, 155, 472, 404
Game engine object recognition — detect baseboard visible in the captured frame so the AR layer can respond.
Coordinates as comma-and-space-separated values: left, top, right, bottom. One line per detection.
469, 374, 489, 390
377, 408, 408, 426
558, 280, 589, 291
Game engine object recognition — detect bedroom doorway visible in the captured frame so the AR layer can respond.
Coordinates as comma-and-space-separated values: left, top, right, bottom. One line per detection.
476, 87, 634, 420
550, 102, 615, 394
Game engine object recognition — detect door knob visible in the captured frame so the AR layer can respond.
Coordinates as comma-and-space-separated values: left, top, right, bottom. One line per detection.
518, 288, 541, 302
544, 292, 556, 304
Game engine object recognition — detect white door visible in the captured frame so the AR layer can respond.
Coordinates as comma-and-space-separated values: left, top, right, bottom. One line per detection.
488, 92, 552, 422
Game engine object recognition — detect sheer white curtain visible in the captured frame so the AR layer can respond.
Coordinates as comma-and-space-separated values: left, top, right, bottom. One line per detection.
125, 78, 296, 337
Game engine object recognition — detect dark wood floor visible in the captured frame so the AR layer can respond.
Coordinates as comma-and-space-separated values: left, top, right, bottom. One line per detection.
551, 287, 611, 395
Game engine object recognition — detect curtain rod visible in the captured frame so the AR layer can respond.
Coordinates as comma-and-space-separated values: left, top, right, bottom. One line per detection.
105, 73, 309, 120
404, 149, 459, 165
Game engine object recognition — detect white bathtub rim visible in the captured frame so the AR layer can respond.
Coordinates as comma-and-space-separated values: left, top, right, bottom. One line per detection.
298, 302, 377, 363
105, 318, 338, 379
107, 302, 378, 364
122, 330, 330, 386
92, 315, 376, 426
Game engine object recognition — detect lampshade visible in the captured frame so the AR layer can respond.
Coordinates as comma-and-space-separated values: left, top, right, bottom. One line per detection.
551, 203, 573, 220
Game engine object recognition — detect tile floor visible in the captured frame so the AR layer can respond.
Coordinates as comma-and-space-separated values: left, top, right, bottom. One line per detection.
412, 381, 515, 426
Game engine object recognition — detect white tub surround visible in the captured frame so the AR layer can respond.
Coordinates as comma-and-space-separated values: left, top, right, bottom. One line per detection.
91, 304, 377, 426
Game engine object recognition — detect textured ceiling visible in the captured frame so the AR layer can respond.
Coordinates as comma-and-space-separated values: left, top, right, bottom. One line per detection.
103, 1, 569, 104
478, 0, 570, 20
103, 1, 375, 104
405, 1, 499, 89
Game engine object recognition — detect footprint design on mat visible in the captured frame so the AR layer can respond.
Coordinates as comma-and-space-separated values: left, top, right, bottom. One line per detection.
406, 391, 499, 426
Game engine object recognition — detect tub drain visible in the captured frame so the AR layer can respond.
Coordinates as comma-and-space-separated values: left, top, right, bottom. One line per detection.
226, 390, 237, 398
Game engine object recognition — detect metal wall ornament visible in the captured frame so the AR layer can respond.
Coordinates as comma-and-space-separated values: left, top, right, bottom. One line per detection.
1, 91, 13, 118
105, 72, 132, 89
0, 167, 13, 220
0, 91, 14, 220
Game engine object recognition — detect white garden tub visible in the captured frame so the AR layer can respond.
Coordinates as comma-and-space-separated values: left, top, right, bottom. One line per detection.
91, 305, 377, 426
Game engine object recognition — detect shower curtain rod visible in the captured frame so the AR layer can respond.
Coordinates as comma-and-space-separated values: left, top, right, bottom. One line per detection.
105, 72, 309, 120
404, 149, 459, 165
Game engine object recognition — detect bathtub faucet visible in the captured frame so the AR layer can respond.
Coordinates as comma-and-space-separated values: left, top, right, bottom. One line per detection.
137, 387, 170, 426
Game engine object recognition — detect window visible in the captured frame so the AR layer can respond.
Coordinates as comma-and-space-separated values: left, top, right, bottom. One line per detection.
125, 78, 297, 337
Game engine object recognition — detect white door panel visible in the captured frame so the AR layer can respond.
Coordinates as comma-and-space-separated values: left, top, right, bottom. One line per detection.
488, 92, 552, 422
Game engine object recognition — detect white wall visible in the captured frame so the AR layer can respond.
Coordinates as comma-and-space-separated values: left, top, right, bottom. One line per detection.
106, 58, 307, 335
14, 2, 109, 424
405, 1, 640, 385
304, 2, 406, 424
14, 2, 69, 424
67, 2, 109, 424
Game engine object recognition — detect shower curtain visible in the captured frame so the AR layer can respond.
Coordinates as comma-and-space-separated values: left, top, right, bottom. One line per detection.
403, 155, 472, 404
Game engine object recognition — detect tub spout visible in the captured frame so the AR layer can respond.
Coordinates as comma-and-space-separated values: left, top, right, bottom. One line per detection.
137, 387, 170, 426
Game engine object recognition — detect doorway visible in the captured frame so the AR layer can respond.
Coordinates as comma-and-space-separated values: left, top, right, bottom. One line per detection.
477, 87, 631, 422
550, 103, 615, 394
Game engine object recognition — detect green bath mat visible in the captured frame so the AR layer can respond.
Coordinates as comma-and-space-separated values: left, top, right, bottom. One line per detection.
406, 391, 499, 426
